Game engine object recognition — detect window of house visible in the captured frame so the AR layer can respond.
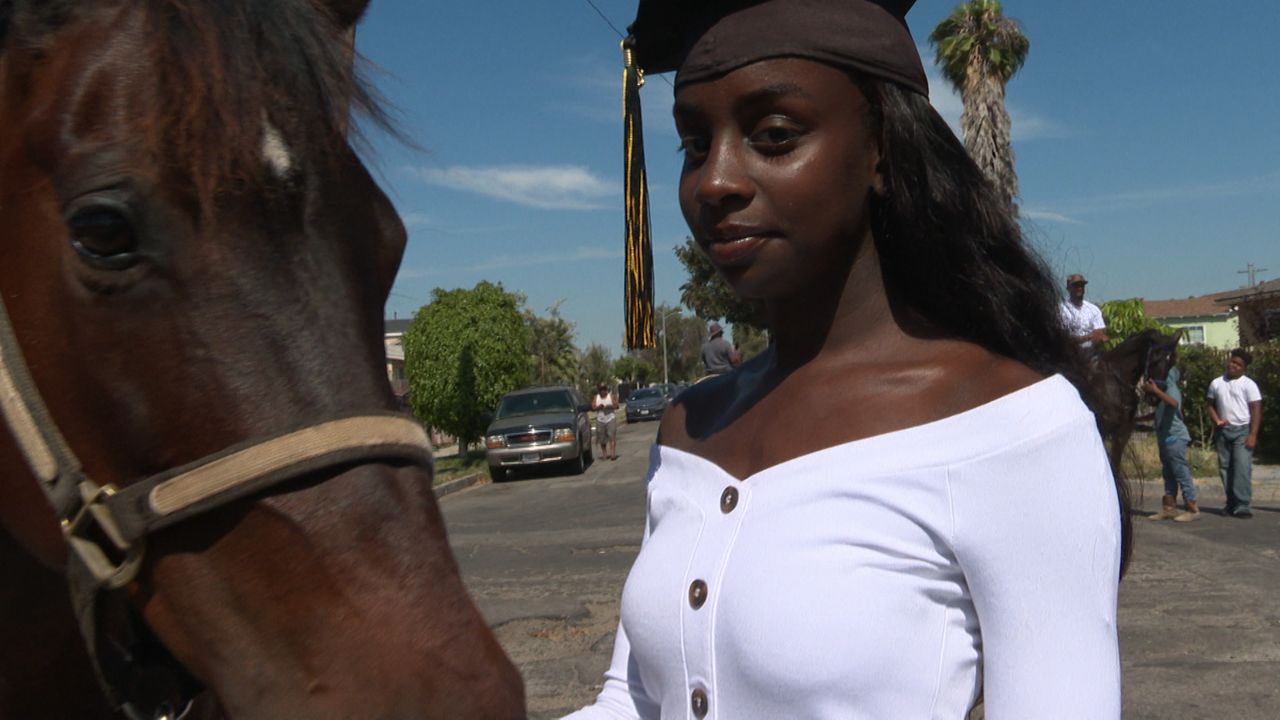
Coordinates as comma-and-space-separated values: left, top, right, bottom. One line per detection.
1180, 326, 1205, 344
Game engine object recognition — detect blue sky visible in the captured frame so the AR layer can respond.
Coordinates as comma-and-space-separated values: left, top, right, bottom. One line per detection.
356, 0, 1279, 355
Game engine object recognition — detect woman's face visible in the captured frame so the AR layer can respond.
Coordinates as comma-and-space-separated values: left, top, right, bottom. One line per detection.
674, 58, 882, 301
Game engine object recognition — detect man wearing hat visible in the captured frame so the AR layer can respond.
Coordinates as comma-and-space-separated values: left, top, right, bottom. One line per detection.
701, 321, 740, 376
1060, 273, 1108, 352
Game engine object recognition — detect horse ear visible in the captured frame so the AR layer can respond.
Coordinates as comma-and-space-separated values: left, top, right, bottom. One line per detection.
319, 0, 369, 30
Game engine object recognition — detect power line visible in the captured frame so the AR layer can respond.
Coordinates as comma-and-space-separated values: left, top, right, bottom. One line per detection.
580, 0, 674, 89
583, 0, 626, 40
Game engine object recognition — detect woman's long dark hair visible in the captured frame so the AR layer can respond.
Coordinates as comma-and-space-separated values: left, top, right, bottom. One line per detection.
859, 77, 1132, 575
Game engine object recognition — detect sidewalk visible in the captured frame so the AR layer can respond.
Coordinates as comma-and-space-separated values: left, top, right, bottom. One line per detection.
1130, 464, 1280, 508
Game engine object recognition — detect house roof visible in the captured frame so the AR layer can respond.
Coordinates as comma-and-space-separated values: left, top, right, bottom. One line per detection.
1144, 290, 1238, 320
384, 318, 412, 335
1212, 278, 1280, 305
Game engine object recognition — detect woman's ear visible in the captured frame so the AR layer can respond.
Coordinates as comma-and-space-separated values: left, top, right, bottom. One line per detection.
870, 153, 888, 198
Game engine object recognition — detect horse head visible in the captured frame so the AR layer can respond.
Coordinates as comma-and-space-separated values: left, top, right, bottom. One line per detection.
0, 2, 522, 718
1144, 328, 1183, 387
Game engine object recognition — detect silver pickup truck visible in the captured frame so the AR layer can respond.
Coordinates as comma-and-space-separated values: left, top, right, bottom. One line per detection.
484, 386, 592, 481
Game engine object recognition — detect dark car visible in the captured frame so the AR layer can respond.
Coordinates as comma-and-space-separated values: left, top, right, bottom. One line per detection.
625, 387, 669, 423
484, 386, 592, 481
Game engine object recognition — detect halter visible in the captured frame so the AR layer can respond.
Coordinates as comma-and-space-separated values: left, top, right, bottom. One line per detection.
0, 297, 433, 719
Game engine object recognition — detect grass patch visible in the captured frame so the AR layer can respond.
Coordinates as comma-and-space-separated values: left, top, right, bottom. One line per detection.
1118, 431, 1217, 481
433, 449, 488, 486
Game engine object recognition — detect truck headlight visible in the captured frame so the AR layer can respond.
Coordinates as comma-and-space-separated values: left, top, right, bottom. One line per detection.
485, 435, 506, 449
553, 427, 576, 442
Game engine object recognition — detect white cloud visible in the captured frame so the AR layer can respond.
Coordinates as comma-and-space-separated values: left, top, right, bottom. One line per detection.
398, 212, 432, 229
410, 164, 618, 210
1021, 209, 1083, 225
923, 62, 964, 137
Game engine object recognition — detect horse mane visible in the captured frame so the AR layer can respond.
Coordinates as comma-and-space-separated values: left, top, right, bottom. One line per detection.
1108, 328, 1161, 355
5, 0, 395, 198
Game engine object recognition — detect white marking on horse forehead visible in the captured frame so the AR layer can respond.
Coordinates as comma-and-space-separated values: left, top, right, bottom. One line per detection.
261, 122, 294, 178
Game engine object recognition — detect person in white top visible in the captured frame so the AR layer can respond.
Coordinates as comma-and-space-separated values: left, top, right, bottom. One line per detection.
1059, 273, 1109, 352
567, 2, 1129, 718
593, 384, 619, 461
1206, 349, 1264, 517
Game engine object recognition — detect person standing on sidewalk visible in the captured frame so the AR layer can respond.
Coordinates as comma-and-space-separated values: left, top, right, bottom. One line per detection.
1207, 348, 1263, 518
1145, 365, 1200, 522
593, 384, 619, 461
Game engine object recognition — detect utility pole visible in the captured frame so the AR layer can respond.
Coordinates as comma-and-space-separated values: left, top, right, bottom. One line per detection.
1237, 263, 1268, 288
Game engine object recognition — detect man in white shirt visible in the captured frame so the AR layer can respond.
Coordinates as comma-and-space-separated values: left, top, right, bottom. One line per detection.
1059, 274, 1109, 353
1206, 348, 1264, 518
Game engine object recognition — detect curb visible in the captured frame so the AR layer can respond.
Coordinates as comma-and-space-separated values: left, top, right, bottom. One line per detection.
434, 471, 490, 499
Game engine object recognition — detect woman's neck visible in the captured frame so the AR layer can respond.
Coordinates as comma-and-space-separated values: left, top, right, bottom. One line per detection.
764, 240, 918, 372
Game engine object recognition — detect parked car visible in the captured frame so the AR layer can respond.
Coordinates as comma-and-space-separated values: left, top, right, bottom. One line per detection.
625, 386, 669, 423
654, 383, 682, 402
484, 386, 592, 481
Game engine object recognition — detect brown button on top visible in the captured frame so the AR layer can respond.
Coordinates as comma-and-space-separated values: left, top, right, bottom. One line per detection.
691, 688, 709, 718
720, 486, 739, 513
688, 579, 708, 609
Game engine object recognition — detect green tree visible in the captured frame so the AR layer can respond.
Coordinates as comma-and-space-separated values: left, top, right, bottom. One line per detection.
578, 342, 614, 398
634, 304, 705, 383
613, 355, 656, 386
673, 237, 767, 331
403, 282, 530, 453
732, 324, 770, 362
525, 301, 580, 386
930, 0, 1030, 210
1099, 298, 1173, 350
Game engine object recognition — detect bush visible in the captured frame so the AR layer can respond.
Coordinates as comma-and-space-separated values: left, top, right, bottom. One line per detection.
1176, 340, 1279, 459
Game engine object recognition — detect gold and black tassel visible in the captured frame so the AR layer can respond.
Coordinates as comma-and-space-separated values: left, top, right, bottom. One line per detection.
622, 37, 655, 349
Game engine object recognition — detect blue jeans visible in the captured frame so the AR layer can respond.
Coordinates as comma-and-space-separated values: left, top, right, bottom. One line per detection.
1159, 437, 1196, 503
1215, 425, 1253, 512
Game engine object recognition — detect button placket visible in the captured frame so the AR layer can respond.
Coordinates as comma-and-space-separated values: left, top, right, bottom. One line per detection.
682, 479, 748, 719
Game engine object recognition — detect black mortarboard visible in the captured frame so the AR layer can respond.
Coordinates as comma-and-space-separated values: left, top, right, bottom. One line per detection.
619, 0, 927, 348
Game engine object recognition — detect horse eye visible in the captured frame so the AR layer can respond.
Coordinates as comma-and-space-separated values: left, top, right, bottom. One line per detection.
67, 205, 140, 270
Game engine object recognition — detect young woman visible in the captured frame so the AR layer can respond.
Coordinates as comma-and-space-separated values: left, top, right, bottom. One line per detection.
567, 1, 1129, 718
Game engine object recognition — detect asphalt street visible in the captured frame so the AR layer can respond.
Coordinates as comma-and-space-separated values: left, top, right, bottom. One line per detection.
440, 421, 1280, 720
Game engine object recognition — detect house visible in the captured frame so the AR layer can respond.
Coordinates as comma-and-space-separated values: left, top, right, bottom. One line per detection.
383, 319, 454, 448
1213, 278, 1280, 345
1143, 291, 1239, 349
384, 318, 412, 404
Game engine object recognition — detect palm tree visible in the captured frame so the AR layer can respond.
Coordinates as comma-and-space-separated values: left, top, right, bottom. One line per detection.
929, 0, 1030, 211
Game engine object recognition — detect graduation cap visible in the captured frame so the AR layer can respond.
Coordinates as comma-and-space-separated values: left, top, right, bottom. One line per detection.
619, 0, 927, 349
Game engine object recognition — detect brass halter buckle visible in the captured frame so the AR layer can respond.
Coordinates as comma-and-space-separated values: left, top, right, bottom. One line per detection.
62, 480, 145, 589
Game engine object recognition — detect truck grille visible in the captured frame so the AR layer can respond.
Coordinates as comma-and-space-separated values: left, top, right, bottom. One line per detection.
506, 429, 553, 446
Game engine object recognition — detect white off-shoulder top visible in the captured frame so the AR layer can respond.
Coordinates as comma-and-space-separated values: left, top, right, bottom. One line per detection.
564, 374, 1122, 719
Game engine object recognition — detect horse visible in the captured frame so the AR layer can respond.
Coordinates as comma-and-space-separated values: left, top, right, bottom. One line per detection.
0, 2, 524, 718
1096, 328, 1184, 475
